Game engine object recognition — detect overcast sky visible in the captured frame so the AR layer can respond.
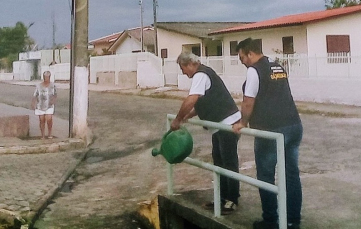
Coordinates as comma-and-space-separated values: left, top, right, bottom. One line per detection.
0, 0, 325, 49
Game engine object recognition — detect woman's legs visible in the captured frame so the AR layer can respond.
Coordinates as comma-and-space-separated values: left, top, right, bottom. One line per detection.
45, 114, 53, 138
39, 115, 46, 139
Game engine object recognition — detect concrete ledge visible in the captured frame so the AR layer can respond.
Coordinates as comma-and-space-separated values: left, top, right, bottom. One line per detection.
158, 193, 238, 229
0, 138, 85, 154
0, 115, 29, 138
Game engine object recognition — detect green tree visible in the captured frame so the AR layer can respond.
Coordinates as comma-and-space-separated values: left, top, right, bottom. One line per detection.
0, 22, 35, 71
325, 0, 361, 9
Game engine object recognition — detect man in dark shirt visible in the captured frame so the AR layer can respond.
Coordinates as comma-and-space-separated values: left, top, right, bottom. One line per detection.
233, 38, 303, 229
172, 52, 241, 214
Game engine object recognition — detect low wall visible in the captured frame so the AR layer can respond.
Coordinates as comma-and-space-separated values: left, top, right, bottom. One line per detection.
0, 73, 13, 81
0, 115, 29, 138
118, 71, 137, 89
289, 78, 361, 106
96, 72, 115, 86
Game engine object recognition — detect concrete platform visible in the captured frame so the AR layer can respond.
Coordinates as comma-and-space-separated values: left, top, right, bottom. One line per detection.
158, 189, 258, 229
0, 115, 29, 138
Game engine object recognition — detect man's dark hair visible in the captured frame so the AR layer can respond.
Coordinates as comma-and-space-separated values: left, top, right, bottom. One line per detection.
236, 38, 262, 55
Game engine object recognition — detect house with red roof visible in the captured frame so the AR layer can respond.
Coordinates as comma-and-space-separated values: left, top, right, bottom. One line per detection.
208, 5, 361, 105
108, 26, 156, 54
89, 32, 123, 55
210, 5, 361, 59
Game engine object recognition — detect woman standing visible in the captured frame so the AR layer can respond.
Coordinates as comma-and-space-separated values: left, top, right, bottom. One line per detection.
31, 71, 57, 139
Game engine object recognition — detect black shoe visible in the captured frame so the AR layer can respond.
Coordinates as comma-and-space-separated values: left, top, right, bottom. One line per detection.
253, 220, 279, 229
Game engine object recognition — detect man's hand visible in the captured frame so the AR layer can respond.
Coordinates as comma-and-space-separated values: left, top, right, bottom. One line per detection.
171, 118, 182, 131
232, 120, 247, 133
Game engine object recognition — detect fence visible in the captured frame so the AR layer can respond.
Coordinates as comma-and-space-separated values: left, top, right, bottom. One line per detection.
165, 114, 288, 229
163, 53, 361, 80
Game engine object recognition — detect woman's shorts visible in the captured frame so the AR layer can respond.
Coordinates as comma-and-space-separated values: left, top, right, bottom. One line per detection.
35, 107, 54, 115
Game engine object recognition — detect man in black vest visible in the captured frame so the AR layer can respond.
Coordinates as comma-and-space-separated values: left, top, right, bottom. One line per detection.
171, 52, 241, 214
233, 38, 303, 229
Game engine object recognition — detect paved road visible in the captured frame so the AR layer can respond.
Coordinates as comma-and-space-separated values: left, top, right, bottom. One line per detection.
1, 82, 361, 228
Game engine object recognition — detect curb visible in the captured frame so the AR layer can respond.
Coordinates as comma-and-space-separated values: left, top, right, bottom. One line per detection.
23, 148, 89, 228
0, 139, 85, 155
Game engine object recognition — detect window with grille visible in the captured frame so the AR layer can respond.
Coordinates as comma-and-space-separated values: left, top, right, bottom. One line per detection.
326, 35, 351, 63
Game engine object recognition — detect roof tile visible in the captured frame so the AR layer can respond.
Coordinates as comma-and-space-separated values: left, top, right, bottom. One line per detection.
210, 5, 361, 35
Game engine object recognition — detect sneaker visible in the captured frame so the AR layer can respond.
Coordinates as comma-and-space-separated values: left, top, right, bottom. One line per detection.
253, 220, 279, 229
221, 200, 237, 215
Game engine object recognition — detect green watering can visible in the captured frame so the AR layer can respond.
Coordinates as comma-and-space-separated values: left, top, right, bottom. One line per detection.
152, 127, 193, 164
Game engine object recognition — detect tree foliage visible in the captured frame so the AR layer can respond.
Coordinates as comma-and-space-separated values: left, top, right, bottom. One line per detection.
325, 0, 361, 9
0, 22, 35, 70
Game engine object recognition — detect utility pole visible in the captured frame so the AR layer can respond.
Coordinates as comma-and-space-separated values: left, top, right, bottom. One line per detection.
69, 0, 89, 140
139, 0, 144, 52
153, 0, 158, 56
52, 11, 56, 64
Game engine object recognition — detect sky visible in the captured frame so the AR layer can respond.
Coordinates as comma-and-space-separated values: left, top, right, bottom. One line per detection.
0, 0, 326, 49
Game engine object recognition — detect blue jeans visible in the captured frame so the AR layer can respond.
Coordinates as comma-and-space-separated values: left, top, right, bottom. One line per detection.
254, 123, 303, 224
212, 130, 240, 205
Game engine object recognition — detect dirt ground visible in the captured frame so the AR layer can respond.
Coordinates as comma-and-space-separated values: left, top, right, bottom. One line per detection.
0, 83, 361, 228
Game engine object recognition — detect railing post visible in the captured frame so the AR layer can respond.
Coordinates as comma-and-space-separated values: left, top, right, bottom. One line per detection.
166, 116, 174, 195
167, 163, 174, 195
213, 171, 221, 217
276, 134, 287, 229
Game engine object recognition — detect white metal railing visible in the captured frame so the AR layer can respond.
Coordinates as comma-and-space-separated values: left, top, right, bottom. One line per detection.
165, 114, 287, 229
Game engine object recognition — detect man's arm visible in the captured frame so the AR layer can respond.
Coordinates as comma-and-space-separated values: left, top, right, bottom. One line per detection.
171, 94, 199, 130
232, 96, 255, 133
240, 96, 255, 126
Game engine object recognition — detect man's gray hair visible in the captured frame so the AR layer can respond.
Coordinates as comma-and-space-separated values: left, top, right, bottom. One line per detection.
176, 52, 200, 65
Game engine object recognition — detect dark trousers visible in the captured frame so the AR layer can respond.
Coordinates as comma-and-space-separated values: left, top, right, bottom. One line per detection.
255, 123, 303, 224
212, 130, 240, 204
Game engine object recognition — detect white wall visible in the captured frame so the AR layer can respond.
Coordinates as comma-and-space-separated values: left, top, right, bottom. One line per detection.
13, 61, 33, 80
89, 54, 138, 84
157, 28, 202, 59
306, 13, 361, 79
136, 53, 163, 88
222, 25, 308, 56
41, 63, 70, 82
0, 73, 13, 80
40, 49, 71, 66
289, 78, 361, 106
307, 13, 361, 56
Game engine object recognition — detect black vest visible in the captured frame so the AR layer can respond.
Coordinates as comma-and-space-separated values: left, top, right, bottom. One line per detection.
194, 65, 239, 122
243, 56, 301, 130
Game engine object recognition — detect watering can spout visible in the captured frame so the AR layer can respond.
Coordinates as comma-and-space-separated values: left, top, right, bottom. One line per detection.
151, 148, 160, 157
151, 127, 193, 164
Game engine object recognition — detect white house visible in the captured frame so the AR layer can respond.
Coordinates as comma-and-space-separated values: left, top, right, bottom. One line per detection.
208, 5, 361, 105
108, 26, 155, 54
156, 22, 250, 59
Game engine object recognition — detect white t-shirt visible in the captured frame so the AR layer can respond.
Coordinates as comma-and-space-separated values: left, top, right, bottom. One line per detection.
244, 67, 260, 98
189, 72, 241, 132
